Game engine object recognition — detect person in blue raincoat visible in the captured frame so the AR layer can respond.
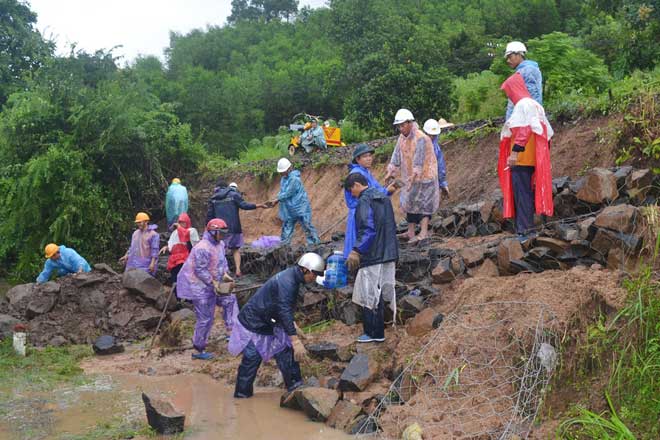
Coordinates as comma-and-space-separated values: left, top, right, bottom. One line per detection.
37, 243, 91, 284
504, 41, 543, 120
422, 119, 451, 200
166, 178, 189, 228
343, 144, 397, 258
269, 158, 320, 245
300, 119, 327, 153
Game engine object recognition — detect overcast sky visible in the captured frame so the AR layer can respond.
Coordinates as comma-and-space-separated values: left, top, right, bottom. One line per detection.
28, 0, 328, 64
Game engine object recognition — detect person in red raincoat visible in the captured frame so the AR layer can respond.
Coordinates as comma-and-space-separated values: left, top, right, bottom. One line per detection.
160, 212, 200, 298
498, 72, 554, 239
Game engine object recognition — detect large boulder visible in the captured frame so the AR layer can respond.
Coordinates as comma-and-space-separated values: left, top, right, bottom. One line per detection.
25, 292, 58, 319
122, 269, 163, 303
134, 307, 162, 328
307, 342, 340, 361
594, 204, 638, 234
92, 335, 125, 355
339, 354, 379, 392
496, 239, 524, 275
142, 392, 185, 434
397, 250, 431, 282
79, 290, 107, 313
406, 308, 439, 337
6, 283, 35, 313
295, 387, 339, 422
0, 314, 20, 340
327, 400, 363, 432
576, 168, 619, 204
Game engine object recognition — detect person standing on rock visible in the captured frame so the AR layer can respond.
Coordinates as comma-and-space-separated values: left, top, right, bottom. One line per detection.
165, 178, 189, 228
498, 72, 554, 239
228, 253, 325, 398
384, 108, 439, 243
207, 179, 268, 277
176, 218, 236, 360
159, 212, 200, 298
504, 41, 543, 120
119, 212, 160, 276
344, 173, 398, 343
343, 143, 397, 258
36, 243, 91, 284
422, 118, 452, 201
269, 158, 320, 245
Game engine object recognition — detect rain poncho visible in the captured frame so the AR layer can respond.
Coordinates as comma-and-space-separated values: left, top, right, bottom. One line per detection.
165, 182, 189, 226
430, 136, 448, 190
176, 231, 229, 301
498, 72, 554, 219
300, 126, 327, 152
36, 245, 91, 284
277, 170, 319, 244
126, 225, 159, 276
343, 164, 389, 258
353, 262, 396, 312
505, 60, 543, 120
166, 213, 199, 271
388, 123, 440, 215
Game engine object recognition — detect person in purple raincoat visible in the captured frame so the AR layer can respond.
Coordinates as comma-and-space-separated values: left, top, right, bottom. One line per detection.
119, 212, 160, 276
176, 218, 236, 360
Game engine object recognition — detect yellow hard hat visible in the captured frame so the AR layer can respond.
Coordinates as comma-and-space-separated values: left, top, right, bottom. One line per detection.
172, 178, 181, 184
44, 243, 59, 259
304, 122, 312, 130
134, 212, 150, 223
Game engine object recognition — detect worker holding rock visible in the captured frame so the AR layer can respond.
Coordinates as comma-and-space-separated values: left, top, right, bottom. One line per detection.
207, 179, 268, 277
344, 143, 397, 258
36, 243, 91, 284
270, 158, 320, 245
504, 41, 543, 120
498, 72, 554, 239
165, 178, 189, 228
344, 173, 398, 343
119, 212, 160, 276
229, 253, 325, 398
300, 119, 327, 153
176, 218, 236, 360
385, 108, 439, 243
422, 118, 452, 200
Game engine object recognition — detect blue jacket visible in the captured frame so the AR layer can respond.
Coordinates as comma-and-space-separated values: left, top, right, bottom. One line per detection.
37, 245, 91, 284
506, 60, 543, 120
431, 136, 448, 189
354, 187, 399, 268
238, 266, 304, 336
165, 183, 189, 226
207, 187, 257, 234
277, 170, 312, 221
343, 164, 389, 257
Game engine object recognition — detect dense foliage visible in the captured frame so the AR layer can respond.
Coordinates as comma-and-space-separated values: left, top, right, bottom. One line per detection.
0, 0, 658, 279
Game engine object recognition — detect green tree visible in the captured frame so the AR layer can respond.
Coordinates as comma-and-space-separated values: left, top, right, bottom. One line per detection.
228, 0, 299, 23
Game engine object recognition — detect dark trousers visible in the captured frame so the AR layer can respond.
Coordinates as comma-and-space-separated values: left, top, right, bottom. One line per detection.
170, 264, 183, 298
234, 341, 303, 398
511, 166, 535, 235
362, 294, 385, 339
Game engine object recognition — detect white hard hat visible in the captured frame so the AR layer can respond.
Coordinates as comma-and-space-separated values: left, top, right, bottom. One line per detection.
276, 158, 292, 173
297, 252, 325, 274
504, 41, 527, 57
393, 108, 414, 125
229, 182, 238, 189
423, 119, 441, 135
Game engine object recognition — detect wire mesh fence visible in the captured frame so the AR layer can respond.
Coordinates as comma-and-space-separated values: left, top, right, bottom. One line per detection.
357, 301, 558, 439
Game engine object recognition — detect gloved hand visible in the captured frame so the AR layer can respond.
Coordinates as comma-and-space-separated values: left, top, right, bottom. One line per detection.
347, 250, 361, 272
441, 186, 450, 198
291, 336, 308, 362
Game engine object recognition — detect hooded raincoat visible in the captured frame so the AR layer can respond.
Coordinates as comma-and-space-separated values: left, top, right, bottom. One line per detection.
498, 72, 554, 219
126, 224, 160, 276
36, 245, 91, 284
300, 126, 327, 152
166, 182, 189, 226
166, 213, 199, 271
277, 170, 319, 244
388, 123, 440, 216
343, 164, 389, 258
505, 60, 543, 120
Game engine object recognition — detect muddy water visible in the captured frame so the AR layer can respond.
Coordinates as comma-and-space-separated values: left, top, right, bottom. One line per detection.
0, 373, 351, 440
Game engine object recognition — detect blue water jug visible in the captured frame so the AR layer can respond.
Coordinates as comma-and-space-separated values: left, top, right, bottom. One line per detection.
324, 251, 347, 289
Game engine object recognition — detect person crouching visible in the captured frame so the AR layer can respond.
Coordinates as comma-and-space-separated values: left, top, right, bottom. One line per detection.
176, 218, 236, 360
228, 253, 325, 398
345, 173, 399, 343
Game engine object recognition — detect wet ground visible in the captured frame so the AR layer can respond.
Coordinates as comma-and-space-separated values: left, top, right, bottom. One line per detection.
0, 372, 350, 440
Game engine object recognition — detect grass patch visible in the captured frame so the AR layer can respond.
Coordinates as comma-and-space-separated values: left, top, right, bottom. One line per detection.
302, 319, 335, 335
60, 418, 160, 440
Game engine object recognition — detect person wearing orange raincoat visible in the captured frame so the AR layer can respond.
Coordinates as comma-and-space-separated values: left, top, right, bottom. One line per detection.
498, 72, 554, 238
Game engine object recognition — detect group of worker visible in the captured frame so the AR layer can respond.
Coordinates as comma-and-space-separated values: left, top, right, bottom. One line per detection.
34, 39, 552, 400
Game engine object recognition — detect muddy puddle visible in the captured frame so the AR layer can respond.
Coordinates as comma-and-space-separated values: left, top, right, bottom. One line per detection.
0, 373, 351, 440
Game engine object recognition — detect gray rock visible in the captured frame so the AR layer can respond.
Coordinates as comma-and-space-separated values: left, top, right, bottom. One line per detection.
594, 204, 638, 234
295, 387, 339, 422
398, 295, 425, 322
72, 273, 106, 288
134, 308, 162, 328
613, 166, 633, 187
307, 342, 340, 361
339, 353, 378, 392
26, 293, 58, 319
39, 282, 61, 294
431, 258, 455, 283
578, 217, 597, 240
79, 290, 106, 313
337, 301, 361, 326
169, 308, 195, 323
7, 284, 35, 313
348, 415, 378, 435
92, 335, 125, 355
142, 392, 185, 434
122, 269, 163, 303
49, 335, 68, 347
576, 168, 619, 204
109, 311, 133, 327
625, 169, 654, 203
327, 400, 363, 432
0, 314, 20, 340
94, 263, 119, 276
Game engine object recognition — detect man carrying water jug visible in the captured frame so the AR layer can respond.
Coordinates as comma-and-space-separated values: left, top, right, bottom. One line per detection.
344, 173, 399, 343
